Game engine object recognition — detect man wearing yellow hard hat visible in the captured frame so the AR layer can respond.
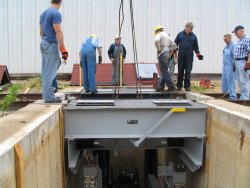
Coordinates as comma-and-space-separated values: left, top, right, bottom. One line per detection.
79, 34, 102, 94
108, 35, 127, 85
154, 25, 177, 92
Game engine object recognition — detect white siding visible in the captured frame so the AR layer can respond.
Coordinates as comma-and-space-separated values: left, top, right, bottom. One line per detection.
0, 0, 250, 74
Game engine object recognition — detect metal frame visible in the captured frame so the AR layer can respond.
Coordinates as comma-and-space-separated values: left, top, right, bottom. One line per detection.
64, 99, 207, 172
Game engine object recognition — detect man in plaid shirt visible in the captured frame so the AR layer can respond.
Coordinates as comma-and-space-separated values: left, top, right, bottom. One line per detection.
233, 25, 250, 99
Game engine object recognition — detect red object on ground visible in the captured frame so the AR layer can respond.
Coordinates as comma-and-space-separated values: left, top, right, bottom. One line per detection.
199, 78, 211, 88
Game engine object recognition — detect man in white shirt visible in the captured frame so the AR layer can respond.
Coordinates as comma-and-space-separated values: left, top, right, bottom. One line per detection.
154, 25, 177, 92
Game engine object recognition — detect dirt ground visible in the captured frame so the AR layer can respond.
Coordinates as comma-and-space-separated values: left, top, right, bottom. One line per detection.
0, 77, 70, 94
0, 77, 228, 94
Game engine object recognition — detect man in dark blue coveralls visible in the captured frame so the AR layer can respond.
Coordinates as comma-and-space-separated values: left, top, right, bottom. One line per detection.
79, 34, 102, 94
175, 22, 203, 91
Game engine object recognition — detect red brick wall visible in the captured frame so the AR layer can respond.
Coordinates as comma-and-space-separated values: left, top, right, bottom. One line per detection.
70, 63, 158, 86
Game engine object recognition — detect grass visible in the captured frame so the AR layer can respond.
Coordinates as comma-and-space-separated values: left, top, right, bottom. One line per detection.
0, 84, 21, 116
191, 84, 213, 93
0, 76, 69, 93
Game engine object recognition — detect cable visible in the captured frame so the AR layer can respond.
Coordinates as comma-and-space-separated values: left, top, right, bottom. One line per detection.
129, 0, 142, 98
114, 0, 124, 98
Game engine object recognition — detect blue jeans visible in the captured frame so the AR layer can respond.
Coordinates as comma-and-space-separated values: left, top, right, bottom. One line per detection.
157, 51, 175, 90
221, 65, 236, 99
40, 40, 61, 102
52, 61, 61, 92
52, 78, 58, 91
169, 56, 175, 81
235, 60, 250, 99
81, 51, 97, 92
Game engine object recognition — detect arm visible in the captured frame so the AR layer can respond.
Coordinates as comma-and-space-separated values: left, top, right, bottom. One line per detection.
108, 44, 114, 60
97, 47, 102, 64
193, 36, 200, 54
53, 23, 68, 62
155, 41, 161, 53
174, 34, 179, 46
247, 39, 250, 64
97, 47, 102, 56
123, 45, 127, 59
155, 34, 161, 53
40, 24, 43, 38
53, 24, 65, 50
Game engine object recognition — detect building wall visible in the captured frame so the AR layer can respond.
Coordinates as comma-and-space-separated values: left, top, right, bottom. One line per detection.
0, 0, 250, 74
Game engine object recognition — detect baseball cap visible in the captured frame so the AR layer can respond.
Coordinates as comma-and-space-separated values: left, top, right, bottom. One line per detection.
185, 22, 194, 28
232, 25, 244, 33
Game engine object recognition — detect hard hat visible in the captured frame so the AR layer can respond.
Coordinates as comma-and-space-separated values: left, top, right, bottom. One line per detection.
154, 25, 164, 32
115, 35, 121, 40
90, 34, 97, 37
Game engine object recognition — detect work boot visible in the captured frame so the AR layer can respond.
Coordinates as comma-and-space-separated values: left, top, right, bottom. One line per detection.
91, 90, 98, 94
45, 97, 62, 103
82, 89, 90, 94
155, 87, 164, 92
176, 87, 182, 91
185, 87, 191, 91
166, 87, 176, 93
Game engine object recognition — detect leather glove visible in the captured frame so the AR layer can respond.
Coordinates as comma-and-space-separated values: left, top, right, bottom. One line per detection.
98, 56, 102, 64
60, 44, 68, 60
244, 63, 250, 71
197, 53, 203, 60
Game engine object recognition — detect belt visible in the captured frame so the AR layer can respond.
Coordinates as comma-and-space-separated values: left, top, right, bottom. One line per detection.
236, 57, 248, 61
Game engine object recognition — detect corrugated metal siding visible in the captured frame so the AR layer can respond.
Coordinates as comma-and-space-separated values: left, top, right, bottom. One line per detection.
0, 0, 250, 74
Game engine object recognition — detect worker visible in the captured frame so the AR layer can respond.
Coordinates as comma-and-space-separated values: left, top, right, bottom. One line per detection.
168, 34, 177, 81
154, 25, 177, 92
169, 49, 178, 81
221, 34, 237, 99
40, 0, 68, 103
108, 35, 127, 85
174, 22, 203, 91
79, 34, 102, 94
232, 25, 250, 99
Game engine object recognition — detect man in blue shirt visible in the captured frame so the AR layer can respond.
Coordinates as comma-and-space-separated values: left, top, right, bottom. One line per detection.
232, 25, 250, 99
79, 34, 102, 94
108, 35, 127, 85
174, 22, 203, 91
40, 0, 68, 103
222, 34, 236, 100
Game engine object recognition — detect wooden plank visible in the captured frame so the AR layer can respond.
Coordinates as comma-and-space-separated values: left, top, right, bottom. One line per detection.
14, 143, 24, 188
0, 149, 16, 188
59, 109, 66, 188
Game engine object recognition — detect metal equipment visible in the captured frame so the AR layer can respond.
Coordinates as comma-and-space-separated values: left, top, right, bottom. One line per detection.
64, 98, 207, 175
83, 156, 102, 188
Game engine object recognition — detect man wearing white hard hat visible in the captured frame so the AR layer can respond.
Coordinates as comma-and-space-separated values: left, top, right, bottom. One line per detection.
108, 35, 127, 85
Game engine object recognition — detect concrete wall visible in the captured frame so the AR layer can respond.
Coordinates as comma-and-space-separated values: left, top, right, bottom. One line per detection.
193, 100, 250, 188
0, 103, 65, 188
